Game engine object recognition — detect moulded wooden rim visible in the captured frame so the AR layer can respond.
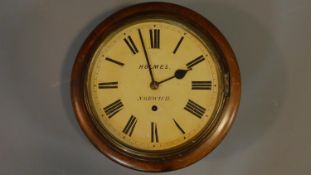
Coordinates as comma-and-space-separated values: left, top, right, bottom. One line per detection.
71, 2, 241, 172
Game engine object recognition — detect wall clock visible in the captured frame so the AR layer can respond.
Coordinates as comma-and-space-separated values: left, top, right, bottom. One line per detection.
71, 2, 240, 172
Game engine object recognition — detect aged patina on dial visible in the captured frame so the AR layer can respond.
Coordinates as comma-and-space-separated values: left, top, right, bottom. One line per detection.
71, 2, 240, 172
87, 19, 222, 151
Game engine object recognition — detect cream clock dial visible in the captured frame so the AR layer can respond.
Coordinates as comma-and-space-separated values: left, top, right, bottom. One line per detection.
86, 20, 223, 151
71, 2, 240, 172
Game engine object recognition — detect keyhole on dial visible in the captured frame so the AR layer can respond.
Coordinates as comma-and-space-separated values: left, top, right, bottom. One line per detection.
152, 105, 158, 111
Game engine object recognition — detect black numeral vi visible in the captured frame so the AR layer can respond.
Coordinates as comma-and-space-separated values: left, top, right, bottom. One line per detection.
151, 122, 159, 143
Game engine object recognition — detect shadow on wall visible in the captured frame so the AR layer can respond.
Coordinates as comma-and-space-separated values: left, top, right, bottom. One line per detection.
184, 2, 288, 160
59, 4, 141, 175
60, 5, 129, 137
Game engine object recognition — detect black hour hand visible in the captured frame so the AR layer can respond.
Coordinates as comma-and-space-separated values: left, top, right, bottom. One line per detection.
157, 69, 191, 85
175, 69, 190, 79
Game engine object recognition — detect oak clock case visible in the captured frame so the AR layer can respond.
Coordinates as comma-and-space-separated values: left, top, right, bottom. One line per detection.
71, 2, 240, 172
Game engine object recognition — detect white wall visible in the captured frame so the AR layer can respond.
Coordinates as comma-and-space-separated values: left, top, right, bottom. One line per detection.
1, 0, 310, 174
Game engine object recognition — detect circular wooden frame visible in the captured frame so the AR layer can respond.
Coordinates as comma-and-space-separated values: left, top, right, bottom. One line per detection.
71, 2, 240, 172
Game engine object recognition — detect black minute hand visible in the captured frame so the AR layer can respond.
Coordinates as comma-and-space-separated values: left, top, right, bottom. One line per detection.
138, 29, 157, 88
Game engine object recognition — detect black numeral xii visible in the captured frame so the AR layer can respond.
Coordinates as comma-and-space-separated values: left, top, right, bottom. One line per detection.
149, 29, 160, 49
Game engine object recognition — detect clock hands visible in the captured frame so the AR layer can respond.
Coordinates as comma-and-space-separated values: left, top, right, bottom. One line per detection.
157, 68, 191, 85
137, 28, 201, 89
138, 29, 158, 89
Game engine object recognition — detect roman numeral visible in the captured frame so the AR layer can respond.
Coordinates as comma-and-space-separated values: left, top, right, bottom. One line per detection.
186, 55, 205, 69
149, 29, 160, 48
123, 35, 138, 54
184, 99, 206, 118
173, 119, 185, 134
98, 82, 118, 89
122, 115, 137, 136
103, 99, 123, 118
173, 36, 184, 54
192, 81, 212, 90
151, 122, 159, 143
105, 57, 124, 66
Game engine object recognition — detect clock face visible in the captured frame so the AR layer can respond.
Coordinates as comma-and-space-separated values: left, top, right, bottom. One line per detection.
85, 19, 225, 151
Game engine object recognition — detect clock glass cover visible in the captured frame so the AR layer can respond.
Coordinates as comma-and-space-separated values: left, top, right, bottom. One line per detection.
86, 19, 225, 152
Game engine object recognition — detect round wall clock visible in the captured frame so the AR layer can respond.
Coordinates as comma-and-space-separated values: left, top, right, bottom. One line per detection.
71, 2, 240, 172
